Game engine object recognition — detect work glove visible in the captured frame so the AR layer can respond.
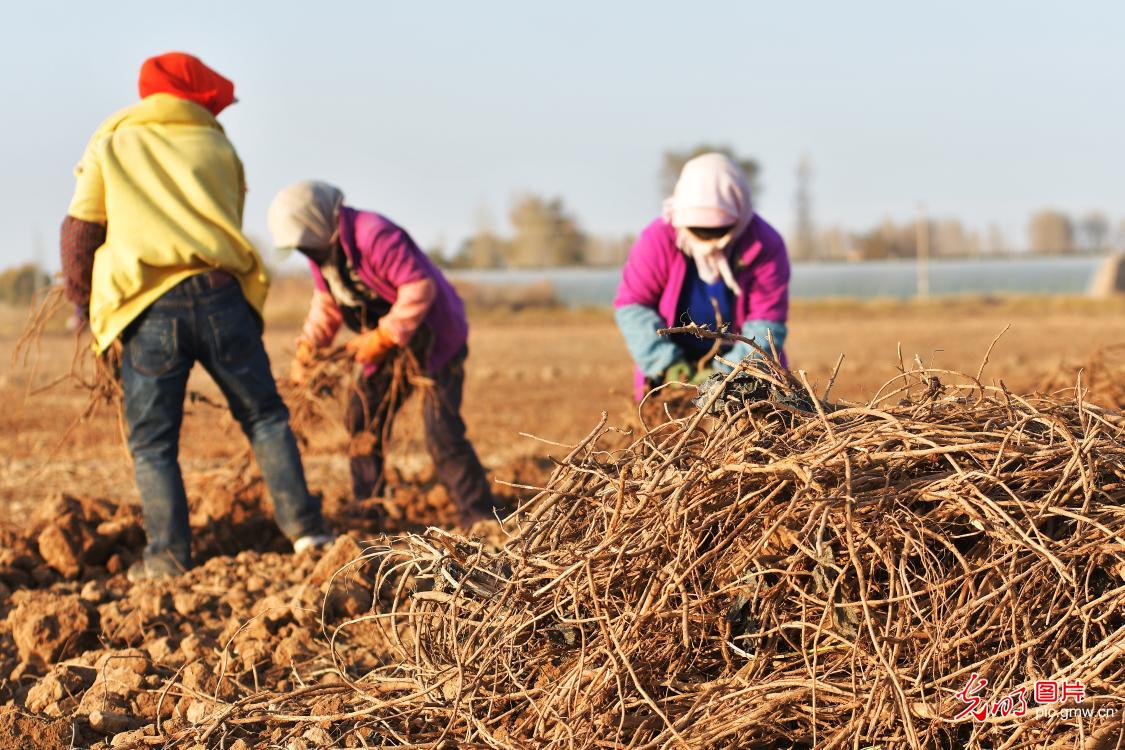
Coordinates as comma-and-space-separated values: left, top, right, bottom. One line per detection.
289, 339, 315, 386
346, 326, 397, 366
663, 359, 693, 384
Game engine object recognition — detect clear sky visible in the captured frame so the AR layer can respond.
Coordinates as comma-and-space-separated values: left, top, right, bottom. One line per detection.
3, 0, 1123, 268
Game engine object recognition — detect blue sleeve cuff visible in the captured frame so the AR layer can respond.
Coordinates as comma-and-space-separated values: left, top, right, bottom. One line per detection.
614, 304, 682, 378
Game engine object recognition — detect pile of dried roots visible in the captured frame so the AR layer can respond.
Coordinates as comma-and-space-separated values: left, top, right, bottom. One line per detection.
1039, 344, 1125, 410
165, 330, 1125, 749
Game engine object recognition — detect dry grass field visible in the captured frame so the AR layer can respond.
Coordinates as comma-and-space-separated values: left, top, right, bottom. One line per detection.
3, 292, 1124, 525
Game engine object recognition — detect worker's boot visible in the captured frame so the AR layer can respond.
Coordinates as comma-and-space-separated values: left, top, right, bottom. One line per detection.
127, 551, 188, 582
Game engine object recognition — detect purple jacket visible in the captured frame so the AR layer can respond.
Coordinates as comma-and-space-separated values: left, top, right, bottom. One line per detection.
614, 216, 790, 398
310, 206, 468, 373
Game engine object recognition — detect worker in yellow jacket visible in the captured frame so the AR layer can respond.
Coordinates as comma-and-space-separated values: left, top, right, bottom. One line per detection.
61, 52, 331, 580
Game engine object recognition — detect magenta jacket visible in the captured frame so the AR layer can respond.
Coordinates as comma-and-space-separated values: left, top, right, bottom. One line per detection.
310, 206, 468, 373
614, 216, 790, 399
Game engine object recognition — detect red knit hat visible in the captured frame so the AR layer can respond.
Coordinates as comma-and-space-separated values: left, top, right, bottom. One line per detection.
138, 52, 236, 117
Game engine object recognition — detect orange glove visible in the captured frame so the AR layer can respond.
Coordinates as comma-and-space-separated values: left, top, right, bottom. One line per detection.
345, 326, 397, 366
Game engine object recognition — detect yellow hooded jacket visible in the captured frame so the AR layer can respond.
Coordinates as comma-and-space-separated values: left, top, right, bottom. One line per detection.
68, 93, 269, 352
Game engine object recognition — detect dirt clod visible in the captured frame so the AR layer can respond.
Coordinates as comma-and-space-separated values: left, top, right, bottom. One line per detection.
24, 663, 94, 715
6, 592, 93, 668
89, 709, 137, 734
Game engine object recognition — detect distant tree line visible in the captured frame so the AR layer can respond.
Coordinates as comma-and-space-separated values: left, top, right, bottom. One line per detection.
442, 144, 760, 270
14, 142, 1116, 277
1025, 210, 1115, 254
441, 193, 636, 270
807, 210, 1124, 261
442, 194, 634, 270
0, 263, 51, 305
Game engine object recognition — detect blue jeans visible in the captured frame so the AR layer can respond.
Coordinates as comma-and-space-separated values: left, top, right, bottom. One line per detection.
121, 274, 323, 567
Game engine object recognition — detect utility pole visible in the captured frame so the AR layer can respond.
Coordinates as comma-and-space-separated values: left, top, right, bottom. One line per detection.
794, 156, 815, 260
31, 227, 47, 298
916, 204, 930, 299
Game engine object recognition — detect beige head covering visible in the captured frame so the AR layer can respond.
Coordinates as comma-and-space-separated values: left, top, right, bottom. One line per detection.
662, 153, 754, 294
267, 180, 345, 251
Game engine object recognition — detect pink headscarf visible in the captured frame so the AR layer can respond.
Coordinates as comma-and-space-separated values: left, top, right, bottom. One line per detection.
661, 153, 754, 295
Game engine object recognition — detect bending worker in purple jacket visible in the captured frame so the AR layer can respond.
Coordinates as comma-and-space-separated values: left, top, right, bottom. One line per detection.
614, 153, 791, 400
268, 181, 498, 528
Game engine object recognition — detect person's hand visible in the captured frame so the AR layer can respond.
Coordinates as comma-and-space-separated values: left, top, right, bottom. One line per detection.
65, 306, 88, 333
345, 327, 397, 366
289, 359, 308, 386
295, 339, 315, 365
289, 340, 315, 386
690, 366, 715, 385
663, 359, 693, 384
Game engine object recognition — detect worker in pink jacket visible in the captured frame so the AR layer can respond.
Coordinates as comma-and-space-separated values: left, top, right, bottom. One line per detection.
268, 181, 497, 527
614, 153, 791, 400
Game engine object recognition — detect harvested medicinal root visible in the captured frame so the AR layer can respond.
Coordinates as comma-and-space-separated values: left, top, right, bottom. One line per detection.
281, 344, 356, 443
169, 331, 1124, 749
283, 343, 434, 449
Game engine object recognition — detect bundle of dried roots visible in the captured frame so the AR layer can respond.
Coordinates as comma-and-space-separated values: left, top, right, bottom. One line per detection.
281, 345, 356, 442
13, 285, 127, 453
165, 329, 1124, 749
282, 343, 434, 449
